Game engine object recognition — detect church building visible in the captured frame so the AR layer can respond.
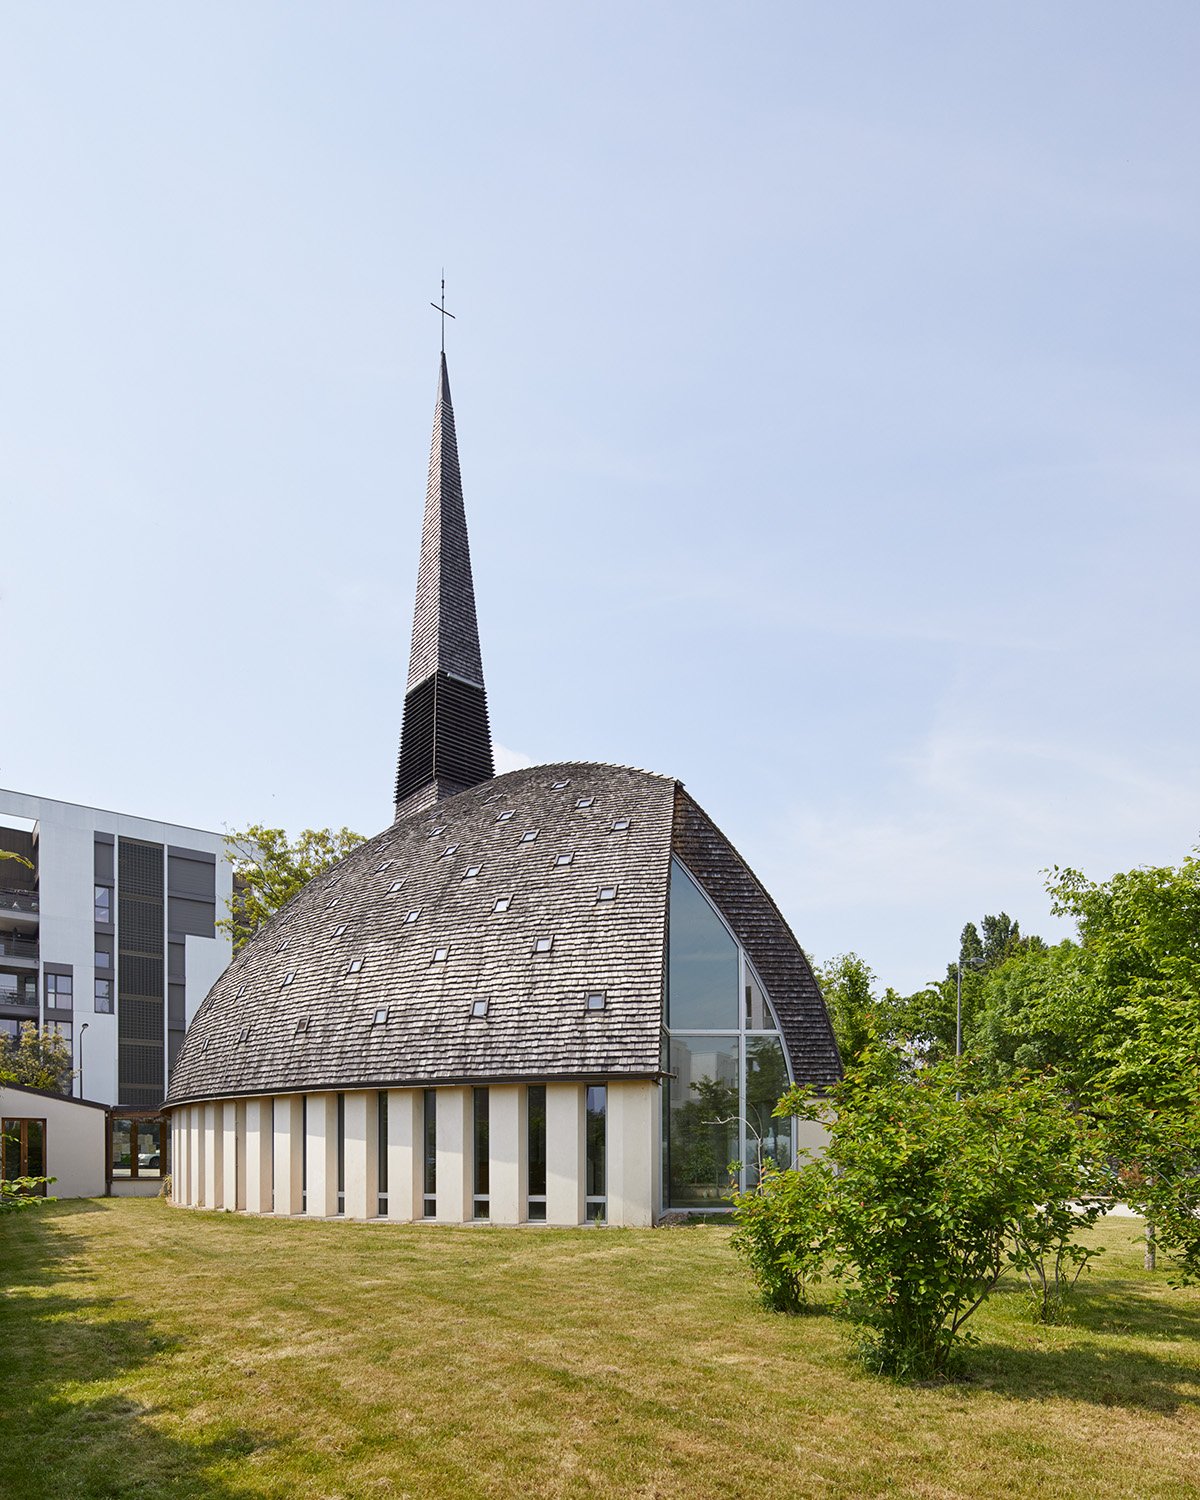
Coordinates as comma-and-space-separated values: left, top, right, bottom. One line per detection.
163, 353, 840, 1225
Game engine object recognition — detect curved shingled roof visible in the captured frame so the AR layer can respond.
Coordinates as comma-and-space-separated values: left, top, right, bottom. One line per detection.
165, 762, 840, 1106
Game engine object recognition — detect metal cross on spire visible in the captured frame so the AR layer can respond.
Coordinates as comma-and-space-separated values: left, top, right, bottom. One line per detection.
430, 273, 456, 353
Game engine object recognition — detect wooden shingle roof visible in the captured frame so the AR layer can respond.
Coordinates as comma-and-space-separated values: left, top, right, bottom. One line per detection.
165, 762, 840, 1107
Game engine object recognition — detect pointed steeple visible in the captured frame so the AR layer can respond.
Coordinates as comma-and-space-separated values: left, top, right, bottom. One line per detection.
394, 354, 495, 819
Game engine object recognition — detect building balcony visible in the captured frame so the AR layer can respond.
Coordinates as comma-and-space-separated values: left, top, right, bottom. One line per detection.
0, 990, 39, 1010
0, 889, 39, 916
0, 935, 39, 963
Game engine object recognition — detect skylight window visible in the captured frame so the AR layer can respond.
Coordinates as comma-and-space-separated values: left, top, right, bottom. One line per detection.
462, 865, 481, 880
492, 896, 512, 913
331, 924, 346, 938
295, 1017, 310, 1035
552, 779, 570, 789
432, 946, 450, 963
575, 797, 594, 809
612, 818, 630, 832
429, 826, 446, 838
376, 860, 393, 874
234, 984, 247, 999
238, 1024, 251, 1043
471, 998, 489, 1018
405, 909, 422, 924
533, 936, 554, 954
389, 880, 406, 894
345, 957, 365, 976
520, 830, 539, 844
442, 844, 459, 857
585, 993, 607, 1011
597, 886, 618, 902
276, 938, 290, 953
373, 1007, 389, 1026
280, 971, 296, 988
496, 810, 514, 822
327, 897, 340, 910
555, 853, 574, 867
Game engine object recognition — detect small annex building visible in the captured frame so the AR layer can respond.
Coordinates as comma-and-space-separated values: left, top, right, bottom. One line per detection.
163, 354, 840, 1226
2, 1082, 107, 1199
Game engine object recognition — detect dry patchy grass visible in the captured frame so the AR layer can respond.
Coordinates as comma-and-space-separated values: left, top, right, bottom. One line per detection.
2, 1201, 1198, 1499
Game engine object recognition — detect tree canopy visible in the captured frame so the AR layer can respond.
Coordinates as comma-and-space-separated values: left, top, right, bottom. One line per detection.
0, 1022, 74, 1094
220, 824, 366, 951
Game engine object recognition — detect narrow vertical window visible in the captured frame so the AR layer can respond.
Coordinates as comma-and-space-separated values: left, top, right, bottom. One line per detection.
422, 1089, 437, 1217
585, 1085, 607, 1224
377, 1090, 389, 1217
527, 1085, 547, 1221
336, 1093, 346, 1216
473, 1087, 490, 1220
301, 1096, 308, 1213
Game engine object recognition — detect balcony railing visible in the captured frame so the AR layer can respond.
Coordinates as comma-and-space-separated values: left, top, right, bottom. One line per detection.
0, 990, 38, 1008
0, 889, 39, 915
0, 935, 38, 960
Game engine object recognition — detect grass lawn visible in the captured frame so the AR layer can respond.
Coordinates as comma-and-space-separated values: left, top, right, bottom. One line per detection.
2, 1201, 1199, 1499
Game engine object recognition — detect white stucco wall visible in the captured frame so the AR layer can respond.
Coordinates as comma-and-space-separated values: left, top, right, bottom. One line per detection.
0, 1083, 106, 1199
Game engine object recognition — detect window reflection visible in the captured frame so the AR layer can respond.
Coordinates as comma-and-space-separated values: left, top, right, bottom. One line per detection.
665, 859, 795, 1209
744, 1036, 793, 1186
667, 860, 738, 1029
668, 1036, 739, 1208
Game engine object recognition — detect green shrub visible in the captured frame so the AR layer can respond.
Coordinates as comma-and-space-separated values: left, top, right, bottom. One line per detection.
731, 1162, 829, 1313
736, 1058, 1110, 1378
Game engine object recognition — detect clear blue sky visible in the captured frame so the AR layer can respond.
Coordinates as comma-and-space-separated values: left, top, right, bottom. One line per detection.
3, 4, 1197, 994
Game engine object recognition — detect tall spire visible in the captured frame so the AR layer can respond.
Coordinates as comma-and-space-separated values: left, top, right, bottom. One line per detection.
394, 353, 495, 819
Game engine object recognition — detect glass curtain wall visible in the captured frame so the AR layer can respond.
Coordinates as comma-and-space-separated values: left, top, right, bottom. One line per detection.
665, 859, 795, 1209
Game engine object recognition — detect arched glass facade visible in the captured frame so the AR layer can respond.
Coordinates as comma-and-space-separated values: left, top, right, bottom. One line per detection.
664, 859, 794, 1209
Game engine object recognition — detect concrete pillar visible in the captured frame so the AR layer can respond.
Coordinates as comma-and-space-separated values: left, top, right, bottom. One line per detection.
387, 1088, 422, 1222
306, 1092, 340, 1218
190, 1106, 204, 1207
488, 1084, 523, 1225
607, 1080, 657, 1227
343, 1090, 377, 1220
221, 1101, 239, 1211
202, 1101, 223, 1209
170, 1115, 182, 1204
546, 1083, 585, 1226
272, 1095, 304, 1215
245, 1097, 274, 1214
436, 1086, 471, 1223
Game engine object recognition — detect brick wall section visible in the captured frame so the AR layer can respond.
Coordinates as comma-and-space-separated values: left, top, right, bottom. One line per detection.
671, 785, 841, 1091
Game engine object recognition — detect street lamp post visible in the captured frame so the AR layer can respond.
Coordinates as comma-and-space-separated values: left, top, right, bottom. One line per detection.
78, 1022, 89, 1100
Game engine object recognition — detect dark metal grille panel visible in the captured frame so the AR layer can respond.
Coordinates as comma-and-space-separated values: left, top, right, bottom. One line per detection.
395, 671, 494, 807
120, 1041, 164, 1088
120, 954, 164, 998
119, 897, 164, 956
119, 838, 164, 1104
121, 996, 164, 1042
120, 840, 163, 898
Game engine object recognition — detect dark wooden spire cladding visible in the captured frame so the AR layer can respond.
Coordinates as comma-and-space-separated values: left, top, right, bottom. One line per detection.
394, 354, 495, 819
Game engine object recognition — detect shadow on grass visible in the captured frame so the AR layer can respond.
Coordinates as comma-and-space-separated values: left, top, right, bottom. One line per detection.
970, 1336, 1200, 1414
0, 1202, 265, 1500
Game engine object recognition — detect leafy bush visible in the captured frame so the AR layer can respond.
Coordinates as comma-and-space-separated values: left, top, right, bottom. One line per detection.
731, 1163, 828, 1313
0, 1175, 55, 1213
735, 1058, 1110, 1378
